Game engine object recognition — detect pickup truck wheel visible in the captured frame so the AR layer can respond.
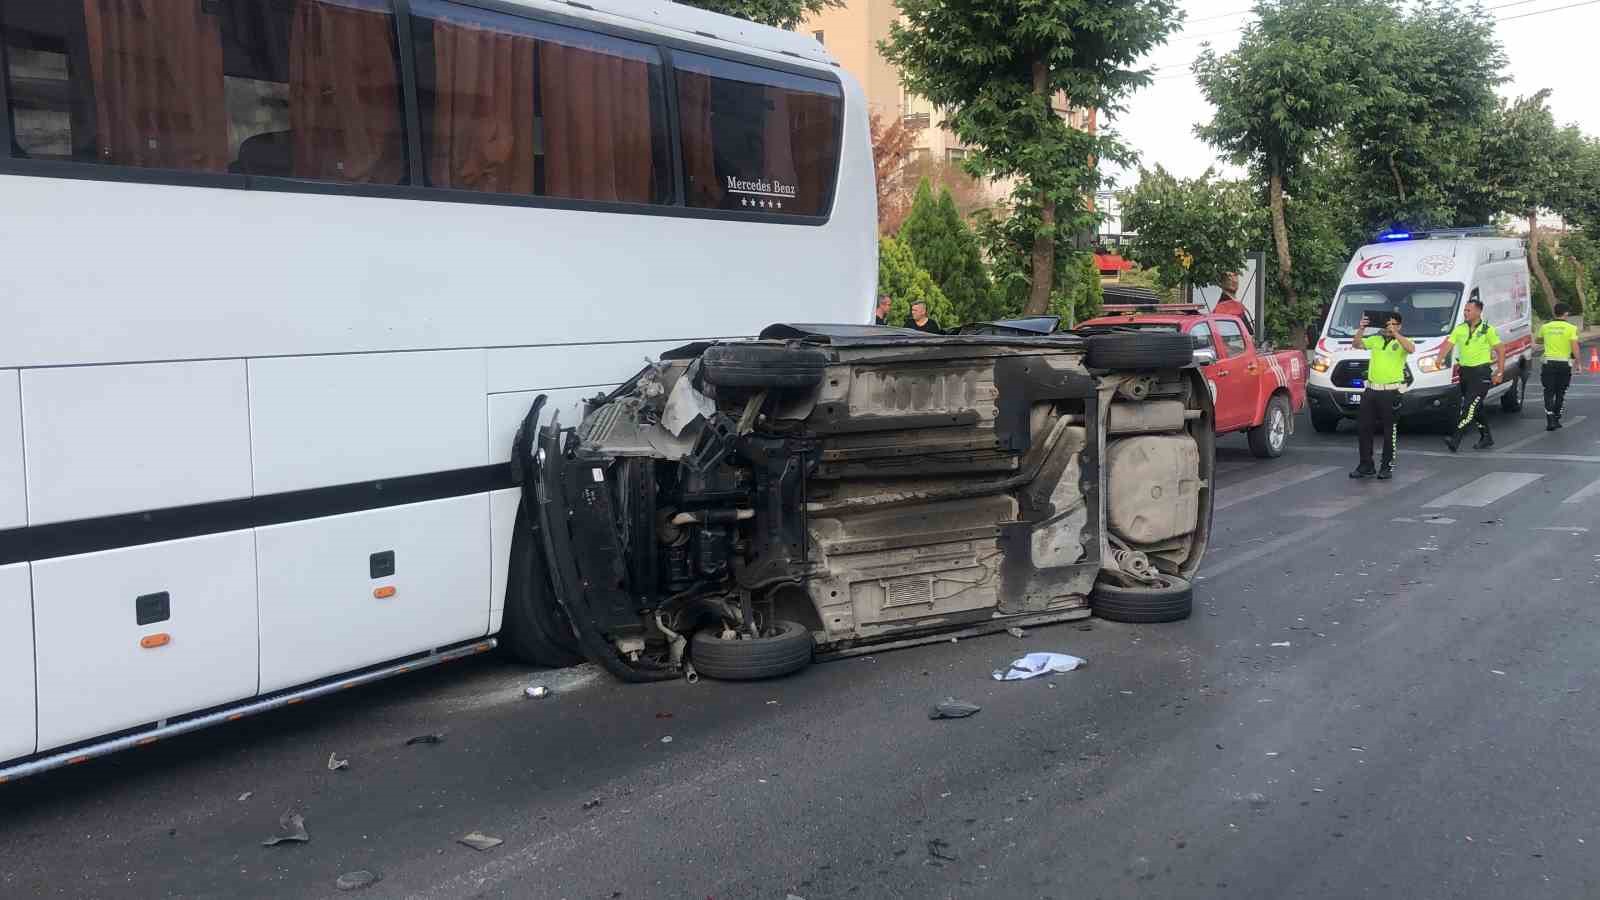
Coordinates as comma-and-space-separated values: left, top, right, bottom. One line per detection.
1500, 366, 1526, 413
1084, 333, 1196, 371
1311, 410, 1341, 433
1248, 395, 1292, 458
501, 500, 585, 668
1090, 575, 1193, 624
701, 343, 829, 390
691, 620, 814, 680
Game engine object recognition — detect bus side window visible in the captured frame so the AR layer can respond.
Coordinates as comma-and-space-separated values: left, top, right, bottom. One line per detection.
409, 0, 672, 204
674, 52, 843, 217
1, 0, 410, 184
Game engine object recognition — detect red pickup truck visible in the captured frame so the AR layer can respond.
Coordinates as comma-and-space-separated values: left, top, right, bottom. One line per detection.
1078, 303, 1309, 458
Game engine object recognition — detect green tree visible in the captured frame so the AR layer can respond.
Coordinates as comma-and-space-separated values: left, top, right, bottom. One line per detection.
1472, 92, 1588, 309
1196, 0, 1395, 312
877, 235, 955, 329
979, 208, 1101, 326
884, 0, 1181, 315
1120, 166, 1258, 293
1340, 1, 1505, 230
677, 0, 839, 29
899, 179, 993, 325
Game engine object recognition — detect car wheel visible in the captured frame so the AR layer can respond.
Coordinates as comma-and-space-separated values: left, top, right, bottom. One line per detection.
700, 343, 830, 390
690, 620, 814, 680
1090, 575, 1194, 623
1500, 366, 1525, 413
1310, 410, 1341, 433
1248, 394, 1292, 458
1084, 333, 1196, 370
501, 499, 585, 668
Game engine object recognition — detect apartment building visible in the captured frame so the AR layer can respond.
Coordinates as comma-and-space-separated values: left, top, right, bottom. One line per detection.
798, 0, 1097, 206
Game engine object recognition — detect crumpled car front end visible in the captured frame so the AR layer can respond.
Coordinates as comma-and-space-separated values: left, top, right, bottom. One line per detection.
512, 325, 1213, 682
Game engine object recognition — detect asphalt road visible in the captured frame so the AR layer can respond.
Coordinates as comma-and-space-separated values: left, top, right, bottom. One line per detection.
5, 369, 1600, 900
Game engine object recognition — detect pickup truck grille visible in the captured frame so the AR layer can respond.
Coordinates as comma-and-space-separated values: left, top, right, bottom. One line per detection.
1331, 360, 1367, 388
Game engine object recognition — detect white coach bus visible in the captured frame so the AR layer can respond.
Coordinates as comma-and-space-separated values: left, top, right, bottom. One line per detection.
0, 0, 873, 780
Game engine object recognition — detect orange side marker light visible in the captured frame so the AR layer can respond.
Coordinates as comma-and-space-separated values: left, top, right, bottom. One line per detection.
140, 633, 170, 649
374, 586, 397, 599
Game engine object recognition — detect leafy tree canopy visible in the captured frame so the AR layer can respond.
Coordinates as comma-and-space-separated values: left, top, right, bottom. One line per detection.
1120, 166, 1258, 292
677, 0, 838, 30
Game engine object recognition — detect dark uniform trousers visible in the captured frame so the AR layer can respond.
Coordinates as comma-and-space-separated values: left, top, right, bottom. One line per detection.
1357, 387, 1400, 469
1452, 364, 1494, 442
1543, 360, 1572, 422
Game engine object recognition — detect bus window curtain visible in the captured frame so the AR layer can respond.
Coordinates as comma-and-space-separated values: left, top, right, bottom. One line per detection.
538, 42, 653, 204
762, 86, 797, 201
787, 91, 836, 216
425, 16, 536, 194
290, 0, 406, 184
80, 0, 228, 171
676, 69, 721, 207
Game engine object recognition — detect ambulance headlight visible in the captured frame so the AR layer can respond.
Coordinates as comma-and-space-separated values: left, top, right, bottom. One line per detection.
1417, 354, 1444, 373
1311, 355, 1332, 373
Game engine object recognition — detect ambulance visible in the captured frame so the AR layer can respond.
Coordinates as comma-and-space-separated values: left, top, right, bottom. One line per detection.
1306, 228, 1534, 432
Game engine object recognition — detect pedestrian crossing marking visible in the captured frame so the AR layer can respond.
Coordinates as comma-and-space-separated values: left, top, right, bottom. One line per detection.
1565, 476, 1600, 505
1498, 416, 1588, 452
1298, 468, 1432, 518
1423, 472, 1543, 508
1214, 464, 1340, 512
1534, 526, 1589, 533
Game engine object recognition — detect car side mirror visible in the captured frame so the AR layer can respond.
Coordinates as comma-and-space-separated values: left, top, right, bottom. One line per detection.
1193, 347, 1218, 366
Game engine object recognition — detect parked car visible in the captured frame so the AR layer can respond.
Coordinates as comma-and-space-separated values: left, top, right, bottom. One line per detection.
1077, 304, 1309, 458
508, 324, 1215, 681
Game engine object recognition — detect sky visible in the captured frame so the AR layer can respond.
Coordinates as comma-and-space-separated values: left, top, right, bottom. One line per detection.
1105, 0, 1599, 187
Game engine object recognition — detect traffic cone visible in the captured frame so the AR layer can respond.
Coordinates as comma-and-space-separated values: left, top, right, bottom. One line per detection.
1590, 346, 1600, 374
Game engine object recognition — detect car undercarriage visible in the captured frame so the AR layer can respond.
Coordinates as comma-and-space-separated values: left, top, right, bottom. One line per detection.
504, 324, 1214, 682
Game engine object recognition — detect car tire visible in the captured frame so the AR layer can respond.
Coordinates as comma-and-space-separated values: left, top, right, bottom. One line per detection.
1084, 333, 1196, 371
700, 343, 829, 390
690, 620, 814, 680
1090, 575, 1194, 624
1500, 366, 1525, 413
1248, 394, 1292, 458
500, 499, 585, 668
1310, 410, 1341, 433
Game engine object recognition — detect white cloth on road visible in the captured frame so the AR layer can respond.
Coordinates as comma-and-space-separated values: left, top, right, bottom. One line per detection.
993, 652, 1085, 681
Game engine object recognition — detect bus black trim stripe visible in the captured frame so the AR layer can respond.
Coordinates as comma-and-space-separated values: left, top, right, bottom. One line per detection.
0, 464, 516, 567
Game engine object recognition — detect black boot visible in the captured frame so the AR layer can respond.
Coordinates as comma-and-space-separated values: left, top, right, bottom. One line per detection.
1377, 465, 1393, 480
1473, 434, 1495, 450
1350, 464, 1376, 479
1547, 414, 1558, 431
1444, 434, 1461, 453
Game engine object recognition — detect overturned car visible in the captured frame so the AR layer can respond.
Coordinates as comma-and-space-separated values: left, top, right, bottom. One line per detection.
505, 325, 1214, 683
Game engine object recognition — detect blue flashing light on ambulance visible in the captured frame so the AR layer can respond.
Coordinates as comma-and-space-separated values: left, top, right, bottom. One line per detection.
1306, 227, 1534, 433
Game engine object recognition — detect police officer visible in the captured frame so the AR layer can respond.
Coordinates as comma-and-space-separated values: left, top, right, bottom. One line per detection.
1349, 310, 1414, 480
1536, 303, 1580, 430
1438, 294, 1504, 452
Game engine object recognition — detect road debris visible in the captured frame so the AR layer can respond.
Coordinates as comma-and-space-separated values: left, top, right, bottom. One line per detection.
929, 698, 982, 720
1007, 627, 1027, 638
335, 870, 379, 891
458, 832, 503, 852
405, 733, 445, 746
1491, 670, 1507, 676
993, 652, 1085, 681
1270, 641, 1292, 648
524, 685, 551, 699
660, 736, 674, 744
237, 792, 252, 802
582, 799, 604, 810
262, 811, 310, 846
1245, 792, 1269, 809
927, 838, 958, 862
327, 752, 349, 771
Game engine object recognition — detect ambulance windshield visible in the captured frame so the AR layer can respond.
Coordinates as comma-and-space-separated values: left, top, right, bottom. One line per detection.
1327, 282, 1463, 338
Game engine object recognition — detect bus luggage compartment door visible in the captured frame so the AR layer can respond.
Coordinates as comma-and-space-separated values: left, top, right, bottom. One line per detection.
31, 532, 259, 752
